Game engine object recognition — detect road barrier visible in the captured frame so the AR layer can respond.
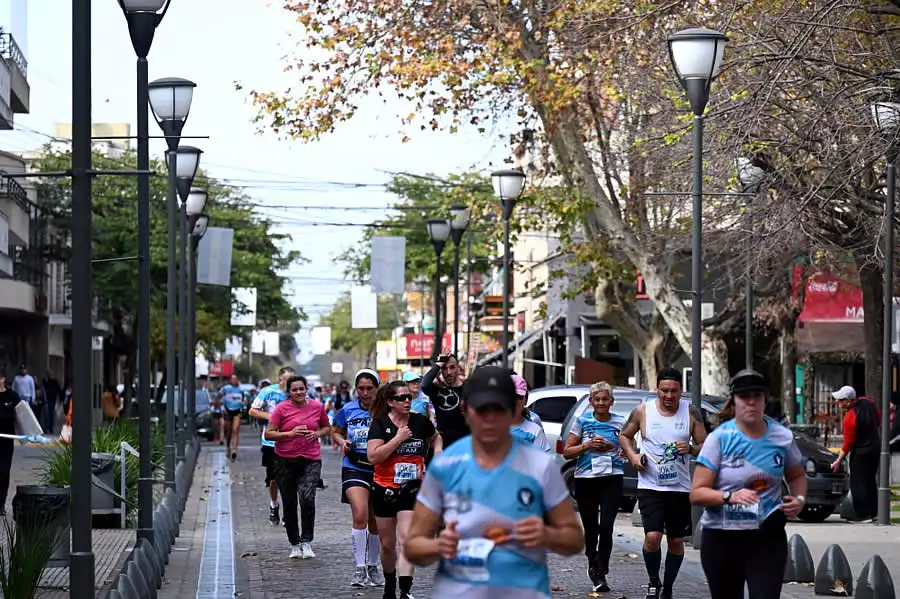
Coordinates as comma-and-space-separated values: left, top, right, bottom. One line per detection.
814, 543, 854, 596
783, 534, 815, 583
855, 555, 895, 599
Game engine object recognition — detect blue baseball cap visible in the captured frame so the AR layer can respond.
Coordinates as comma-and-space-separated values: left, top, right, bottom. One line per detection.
402, 371, 422, 383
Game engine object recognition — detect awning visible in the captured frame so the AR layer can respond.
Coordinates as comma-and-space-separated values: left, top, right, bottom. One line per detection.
477, 312, 563, 366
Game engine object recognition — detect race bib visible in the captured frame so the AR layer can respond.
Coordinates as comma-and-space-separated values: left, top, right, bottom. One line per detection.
393, 462, 418, 484
445, 538, 495, 582
724, 502, 760, 529
591, 455, 613, 475
656, 464, 679, 486
351, 428, 368, 452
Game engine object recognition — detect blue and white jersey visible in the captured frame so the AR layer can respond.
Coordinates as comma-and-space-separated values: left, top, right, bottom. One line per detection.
528, 411, 544, 429
570, 412, 626, 478
250, 384, 285, 448
411, 391, 432, 418
220, 384, 245, 411
332, 400, 373, 472
417, 437, 569, 599
510, 419, 550, 452
698, 417, 802, 530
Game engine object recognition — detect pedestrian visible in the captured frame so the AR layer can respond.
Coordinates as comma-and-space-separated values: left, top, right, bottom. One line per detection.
331, 369, 384, 587
421, 350, 468, 449
329, 380, 352, 413
510, 374, 550, 451
248, 367, 293, 526
0, 374, 21, 515
367, 380, 442, 599
402, 371, 434, 422
12, 365, 36, 423
830, 385, 880, 522
562, 381, 626, 592
41, 370, 61, 435
265, 374, 331, 559
619, 367, 708, 599
691, 369, 807, 598
404, 366, 583, 597
219, 374, 247, 462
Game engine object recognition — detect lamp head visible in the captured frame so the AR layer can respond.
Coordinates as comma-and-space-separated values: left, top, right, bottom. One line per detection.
118, 0, 171, 58
149, 77, 197, 150
426, 218, 451, 255
186, 187, 208, 216
667, 28, 728, 116
166, 146, 203, 203
192, 214, 210, 238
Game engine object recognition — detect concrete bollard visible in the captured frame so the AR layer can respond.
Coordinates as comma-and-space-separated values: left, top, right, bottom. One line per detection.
814, 544, 854, 596
116, 570, 139, 599
135, 539, 161, 589
127, 559, 153, 599
784, 534, 816, 583
142, 536, 164, 587
855, 555, 895, 599
152, 519, 169, 568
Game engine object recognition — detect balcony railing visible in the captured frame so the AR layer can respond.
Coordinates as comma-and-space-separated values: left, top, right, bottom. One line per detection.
0, 174, 30, 213
0, 32, 27, 78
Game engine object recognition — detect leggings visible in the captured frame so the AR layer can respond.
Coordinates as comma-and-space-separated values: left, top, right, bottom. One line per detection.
849, 449, 878, 520
574, 475, 623, 576
274, 455, 322, 545
701, 527, 787, 598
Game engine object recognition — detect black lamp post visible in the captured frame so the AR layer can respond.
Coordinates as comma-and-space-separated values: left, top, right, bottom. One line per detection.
449, 205, 470, 355
491, 168, 526, 368
736, 157, 765, 370
187, 212, 210, 440
117, 0, 173, 550
872, 98, 900, 525
426, 219, 451, 360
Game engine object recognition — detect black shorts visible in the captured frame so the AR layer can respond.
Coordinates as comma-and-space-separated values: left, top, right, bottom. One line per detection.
341, 467, 373, 504
223, 409, 242, 421
372, 482, 420, 518
261, 446, 276, 485
637, 489, 693, 538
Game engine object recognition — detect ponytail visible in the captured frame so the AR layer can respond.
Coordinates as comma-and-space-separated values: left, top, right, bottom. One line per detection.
718, 397, 736, 425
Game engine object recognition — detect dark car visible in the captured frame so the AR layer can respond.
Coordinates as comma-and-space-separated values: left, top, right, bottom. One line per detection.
553, 386, 849, 522
161, 386, 216, 440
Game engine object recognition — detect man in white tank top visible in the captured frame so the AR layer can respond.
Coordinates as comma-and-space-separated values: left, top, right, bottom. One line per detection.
620, 367, 707, 599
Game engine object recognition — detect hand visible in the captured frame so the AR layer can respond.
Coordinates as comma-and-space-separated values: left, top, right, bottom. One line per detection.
780, 495, 804, 519
730, 488, 760, 506
396, 425, 413, 442
290, 426, 307, 437
831, 459, 842, 473
591, 437, 611, 451
303, 430, 318, 441
674, 441, 691, 455
629, 455, 645, 472
339, 439, 352, 454
513, 516, 546, 549
437, 520, 460, 560
436, 349, 451, 365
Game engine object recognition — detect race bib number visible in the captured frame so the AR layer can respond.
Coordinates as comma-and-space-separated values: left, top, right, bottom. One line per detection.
656, 464, 679, 486
351, 428, 368, 452
445, 538, 495, 582
724, 502, 760, 529
591, 455, 612, 475
393, 462, 418, 484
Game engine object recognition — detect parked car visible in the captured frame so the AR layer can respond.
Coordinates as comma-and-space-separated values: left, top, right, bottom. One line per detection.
553, 386, 849, 522
160, 386, 216, 441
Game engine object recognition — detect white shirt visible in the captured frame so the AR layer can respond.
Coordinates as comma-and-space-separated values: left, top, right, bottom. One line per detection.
637, 399, 692, 492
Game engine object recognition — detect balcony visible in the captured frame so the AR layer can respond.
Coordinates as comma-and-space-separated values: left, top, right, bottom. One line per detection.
0, 175, 29, 245
0, 32, 28, 114
0, 250, 44, 315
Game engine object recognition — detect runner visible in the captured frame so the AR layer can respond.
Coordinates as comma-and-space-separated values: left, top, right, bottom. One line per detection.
404, 365, 584, 598
265, 375, 331, 559
332, 369, 384, 587
327, 380, 353, 413
367, 380, 442, 599
218, 374, 246, 461
510, 374, 549, 451
402, 371, 434, 422
562, 381, 626, 592
421, 350, 468, 449
619, 367, 708, 599
248, 367, 294, 526
691, 369, 807, 599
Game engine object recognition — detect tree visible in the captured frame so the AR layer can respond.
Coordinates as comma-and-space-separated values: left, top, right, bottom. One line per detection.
34, 147, 306, 388
318, 292, 404, 363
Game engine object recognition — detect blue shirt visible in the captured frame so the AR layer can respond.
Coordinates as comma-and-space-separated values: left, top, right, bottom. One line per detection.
250, 384, 286, 448
220, 384, 245, 411
697, 418, 802, 530
332, 400, 373, 472
411, 391, 431, 418
570, 412, 626, 478
510, 419, 550, 452
417, 437, 569, 599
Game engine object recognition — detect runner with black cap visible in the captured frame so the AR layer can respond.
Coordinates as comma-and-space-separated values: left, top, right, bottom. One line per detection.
619, 367, 707, 599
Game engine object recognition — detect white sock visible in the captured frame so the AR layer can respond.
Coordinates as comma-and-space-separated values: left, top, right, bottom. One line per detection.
352, 528, 367, 567
366, 532, 381, 566
270, 500, 278, 508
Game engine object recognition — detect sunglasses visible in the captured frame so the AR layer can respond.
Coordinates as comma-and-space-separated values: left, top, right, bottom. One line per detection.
392, 394, 413, 402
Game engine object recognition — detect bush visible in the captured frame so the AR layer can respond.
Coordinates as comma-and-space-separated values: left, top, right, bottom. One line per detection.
0, 514, 59, 599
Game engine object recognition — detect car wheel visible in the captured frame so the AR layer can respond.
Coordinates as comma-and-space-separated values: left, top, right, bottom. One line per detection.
797, 504, 835, 523
562, 466, 577, 507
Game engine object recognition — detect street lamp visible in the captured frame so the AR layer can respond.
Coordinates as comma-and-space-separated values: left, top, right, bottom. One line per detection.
872, 98, 900, 526
426, 219, 451, 360
491, 168, 526, 368
449, 204, 470, 355
184, 191, 208, 443
117, 0, 172, 554
736, 157, 765, 369
187, 212, 210, 442
149, 77, 196, 151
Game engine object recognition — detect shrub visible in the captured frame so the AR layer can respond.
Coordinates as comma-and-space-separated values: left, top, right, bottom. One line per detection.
0, 513, 59, 599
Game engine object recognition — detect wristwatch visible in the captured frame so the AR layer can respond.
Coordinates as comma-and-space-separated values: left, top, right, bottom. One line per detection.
795, 495, 806, 506
722, 491, 732, 505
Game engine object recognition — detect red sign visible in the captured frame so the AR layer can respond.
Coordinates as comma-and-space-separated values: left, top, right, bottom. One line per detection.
209, 359, 234, 377
792, 264, 863, 322
636, 273, 648, 300
405, 333, 453, 359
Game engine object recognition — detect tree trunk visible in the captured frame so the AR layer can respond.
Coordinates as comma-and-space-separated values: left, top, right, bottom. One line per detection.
780, 329, 797, 423
856, 254, 884, 405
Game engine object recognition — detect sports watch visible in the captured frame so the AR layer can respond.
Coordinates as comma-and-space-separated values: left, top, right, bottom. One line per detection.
722, 491, 732, 504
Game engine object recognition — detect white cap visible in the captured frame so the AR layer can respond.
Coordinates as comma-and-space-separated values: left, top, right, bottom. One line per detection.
832, 385, 856, 401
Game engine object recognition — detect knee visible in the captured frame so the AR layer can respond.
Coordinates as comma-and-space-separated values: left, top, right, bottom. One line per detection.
381, 541, 397, 562
644, 532, 663, 551
667, 537, 685, 554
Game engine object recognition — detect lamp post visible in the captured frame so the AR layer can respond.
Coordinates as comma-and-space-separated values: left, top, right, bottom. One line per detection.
161, 145, 201, 491
117, 0, 173, 548
413, 273, 428, 373
736, 157, 765, 369
667, 28, 728, 404
187, 212, 210, 441
491, 168, 526, 369
426, 219, 451, 360
449, 205, 470, 355
872, 99, 900, 525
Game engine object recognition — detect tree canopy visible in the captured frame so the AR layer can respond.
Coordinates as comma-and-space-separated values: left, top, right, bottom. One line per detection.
318, 291, 404, 362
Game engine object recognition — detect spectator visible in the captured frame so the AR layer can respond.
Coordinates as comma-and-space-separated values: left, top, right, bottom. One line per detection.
0, 374, 21, 515
830, 385, 880, 522
41, 370, 62, 434
12, 365, 36, 421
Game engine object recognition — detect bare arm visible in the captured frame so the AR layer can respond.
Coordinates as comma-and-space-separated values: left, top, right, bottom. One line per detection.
619, 404, 644, 462
248, 408, 269, 421
331, 425, 348, 446
689, 405, 707, 455
562, 432, 591, 460
689, 464, 726, 506
785, 464, 807, 497
367, 436, 406, 465
431, 431, 443, 455
540, 500, 584, 556
403, 503, 444, 566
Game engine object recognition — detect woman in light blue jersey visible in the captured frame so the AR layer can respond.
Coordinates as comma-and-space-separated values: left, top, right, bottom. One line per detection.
562, 381, 625, 593
691, 369, 807, 599
404, 366, 583, 599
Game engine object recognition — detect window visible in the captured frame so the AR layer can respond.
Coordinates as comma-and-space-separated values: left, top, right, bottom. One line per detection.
530, 396, 577, 423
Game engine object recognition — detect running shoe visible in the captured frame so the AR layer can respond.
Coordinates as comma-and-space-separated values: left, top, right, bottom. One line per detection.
399, 594, 414, 599
593, 577, 610, 593
231, 451, 237, 462
645, 583, 661, 599
269, 505, 280, 526
660, 586, 673, 599
367, 565, 385, 586
350, 566, 370, 587
587, 565, 601, 587
289, 545, 303, 559
300, 542, 316, 559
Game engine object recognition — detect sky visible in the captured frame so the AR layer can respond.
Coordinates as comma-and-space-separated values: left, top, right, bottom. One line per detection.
0, 0, 514, 364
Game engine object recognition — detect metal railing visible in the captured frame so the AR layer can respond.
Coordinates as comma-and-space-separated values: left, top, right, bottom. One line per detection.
0, 32, 27, 78
0, 173, 31, 213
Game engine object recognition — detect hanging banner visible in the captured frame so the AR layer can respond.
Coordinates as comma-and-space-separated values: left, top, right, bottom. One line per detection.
370, 236, 406, 295
230, 287, 258, 327
263, 331, 280, 356
376, 340, 398, 369
196, 227, 234, 286
351, 286, 378, 329
311, 327, 332, 355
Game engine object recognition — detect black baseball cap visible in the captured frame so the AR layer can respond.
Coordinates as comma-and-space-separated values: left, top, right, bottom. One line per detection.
463, 366, 517, 411
730, 369, 767, 395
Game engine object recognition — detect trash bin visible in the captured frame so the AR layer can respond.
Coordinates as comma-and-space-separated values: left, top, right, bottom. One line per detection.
12, 485, 71, 568
91, 452, 117, 513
